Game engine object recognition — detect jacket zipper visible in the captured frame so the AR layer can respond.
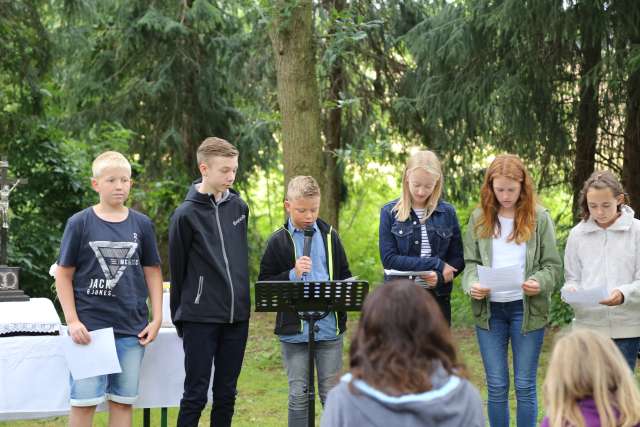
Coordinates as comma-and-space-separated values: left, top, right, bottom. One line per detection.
212, 201, 235, 323
194, 276, 203, 304
604, 230, 611, 330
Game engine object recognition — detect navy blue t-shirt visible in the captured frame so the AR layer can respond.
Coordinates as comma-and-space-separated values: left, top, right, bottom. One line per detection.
58, 207, 161, 336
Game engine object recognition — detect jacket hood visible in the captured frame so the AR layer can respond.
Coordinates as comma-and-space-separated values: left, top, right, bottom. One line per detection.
184, 178, 239, 205
581, 204, 635, 233
337, 365, 479, 424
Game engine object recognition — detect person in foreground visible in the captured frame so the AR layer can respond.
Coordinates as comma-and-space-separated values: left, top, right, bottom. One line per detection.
55, 151, 163, 427
320, 280, 484, 427
541, 329, 640, 427
463, 154, 562, 427
562, 170, 640, 371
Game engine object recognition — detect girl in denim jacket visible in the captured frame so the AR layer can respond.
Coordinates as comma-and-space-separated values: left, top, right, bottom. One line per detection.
378, 150, 464, 324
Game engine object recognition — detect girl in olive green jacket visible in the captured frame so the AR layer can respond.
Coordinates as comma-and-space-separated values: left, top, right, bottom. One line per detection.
462, 154, 562, 427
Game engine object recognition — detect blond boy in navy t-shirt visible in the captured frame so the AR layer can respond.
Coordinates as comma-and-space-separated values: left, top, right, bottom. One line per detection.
55, 151, 163, 427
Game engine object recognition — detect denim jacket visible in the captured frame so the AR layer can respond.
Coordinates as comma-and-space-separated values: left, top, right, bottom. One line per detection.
379, 199, 465, 296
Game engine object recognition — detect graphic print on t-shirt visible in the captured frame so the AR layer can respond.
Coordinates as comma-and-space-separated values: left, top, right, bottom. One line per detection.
88, 241, 139, 290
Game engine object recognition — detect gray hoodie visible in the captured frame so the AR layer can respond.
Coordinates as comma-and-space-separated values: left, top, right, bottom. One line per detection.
320, 367, 484, 427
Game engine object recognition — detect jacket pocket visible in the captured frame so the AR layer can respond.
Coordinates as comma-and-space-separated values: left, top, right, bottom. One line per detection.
528, 294, 548, 316
194, 276, 204, 304
471, 298, 487, 317
391, 223, 414, 238
431, 227, 453, 255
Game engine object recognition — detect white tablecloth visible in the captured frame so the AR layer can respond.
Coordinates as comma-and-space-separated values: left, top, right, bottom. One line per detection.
0, 327, 212, 421
0, 298, 61, 335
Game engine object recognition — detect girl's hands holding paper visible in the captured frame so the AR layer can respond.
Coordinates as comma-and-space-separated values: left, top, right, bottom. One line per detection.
470, 282, 490, 300
599, 289, 624, 306
420, 271, 438, 287
522, 279, 541, 296
443, 263, 458, 283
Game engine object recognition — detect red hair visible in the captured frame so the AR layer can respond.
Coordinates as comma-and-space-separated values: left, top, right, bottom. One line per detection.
476, 154, 537, 244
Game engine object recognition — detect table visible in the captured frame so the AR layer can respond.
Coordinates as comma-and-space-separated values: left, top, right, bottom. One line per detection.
0, 298, 61, 335
0, 327, 212, 424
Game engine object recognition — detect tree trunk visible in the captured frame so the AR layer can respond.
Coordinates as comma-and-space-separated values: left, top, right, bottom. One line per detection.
623, 59, 640, 218
269, 0, 327, 218
572, 10, 601, 223
321, 0, 346, 230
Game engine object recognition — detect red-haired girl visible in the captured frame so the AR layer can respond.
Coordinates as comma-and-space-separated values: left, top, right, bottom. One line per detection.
462, 154, 562, 427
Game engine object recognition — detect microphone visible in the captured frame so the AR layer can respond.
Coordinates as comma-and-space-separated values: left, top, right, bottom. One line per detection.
303, 227, 314, 258
302, 227, 314, 279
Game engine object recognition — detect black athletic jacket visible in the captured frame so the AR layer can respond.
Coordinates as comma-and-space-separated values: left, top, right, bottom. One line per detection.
258, 218, 352, 335
169, 180, 250, 334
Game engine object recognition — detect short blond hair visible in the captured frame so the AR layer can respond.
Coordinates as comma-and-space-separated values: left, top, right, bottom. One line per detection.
197, 137, 239, 165
543, 329, 640, 427
286, 176, 321, 200
92, 151, 131, 178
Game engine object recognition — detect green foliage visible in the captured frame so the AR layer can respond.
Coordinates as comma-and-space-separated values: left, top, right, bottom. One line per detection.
8, 126, 91, 298
56, 0, 278, 183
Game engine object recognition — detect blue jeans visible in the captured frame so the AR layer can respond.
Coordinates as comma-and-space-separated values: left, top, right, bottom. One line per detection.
475, 300, 544, 427
613, 337, 640, 371
281, 337, 343, 427
70, 335, 145, 406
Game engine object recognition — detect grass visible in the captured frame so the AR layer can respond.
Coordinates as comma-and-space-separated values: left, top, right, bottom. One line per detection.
3, 310, 565, 427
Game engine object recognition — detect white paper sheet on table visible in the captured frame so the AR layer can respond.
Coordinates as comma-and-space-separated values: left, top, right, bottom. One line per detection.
384, 269, 433, 276
561, 286, 608, 306
477, 265, 524, 292
61, 327, 122, 380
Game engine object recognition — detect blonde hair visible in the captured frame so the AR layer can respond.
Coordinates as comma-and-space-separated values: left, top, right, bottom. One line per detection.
543, 329, 640, 427
197, 137, 239, 165
286, 176, 321, 200
92, 151, 131, 178
394, 150, 443, 223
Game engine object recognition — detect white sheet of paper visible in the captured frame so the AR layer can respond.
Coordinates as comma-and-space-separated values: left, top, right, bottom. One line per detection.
62, 327, 122, 380
384, 269, 433, 277
477, 265, 524, 292
561, 287, 608, 306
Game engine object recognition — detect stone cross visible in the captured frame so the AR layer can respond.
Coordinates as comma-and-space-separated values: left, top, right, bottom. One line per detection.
0, 157, 28, 301
0, 158, 26, 266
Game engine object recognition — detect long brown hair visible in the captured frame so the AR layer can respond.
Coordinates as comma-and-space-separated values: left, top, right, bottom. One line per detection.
476, 154, 537, 244
543, 329, 640, 427
394, 150, 443, 223
579, 170, 629, 221
349, 280, 465, 396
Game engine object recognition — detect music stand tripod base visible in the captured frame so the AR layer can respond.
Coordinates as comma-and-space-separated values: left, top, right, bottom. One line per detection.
255, 279, 369, 427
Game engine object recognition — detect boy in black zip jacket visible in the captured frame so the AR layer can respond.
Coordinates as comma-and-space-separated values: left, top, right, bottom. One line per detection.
168, 137, 249, 427
258, 176, 352, 427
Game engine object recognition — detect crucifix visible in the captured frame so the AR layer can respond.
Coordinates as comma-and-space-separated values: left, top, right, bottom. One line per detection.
0, 157, 29, 301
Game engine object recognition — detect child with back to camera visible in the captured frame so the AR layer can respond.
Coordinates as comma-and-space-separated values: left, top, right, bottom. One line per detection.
541, 329, 640, 427
321, 280, 484, 427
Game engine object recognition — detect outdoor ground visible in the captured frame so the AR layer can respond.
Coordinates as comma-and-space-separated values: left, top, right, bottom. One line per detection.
2, 311, 566, 427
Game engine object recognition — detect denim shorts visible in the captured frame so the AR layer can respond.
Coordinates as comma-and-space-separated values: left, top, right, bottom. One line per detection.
70, 335, 145, 407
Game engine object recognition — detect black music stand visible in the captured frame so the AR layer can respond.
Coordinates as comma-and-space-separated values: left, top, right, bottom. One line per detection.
255, 279, 369, 427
